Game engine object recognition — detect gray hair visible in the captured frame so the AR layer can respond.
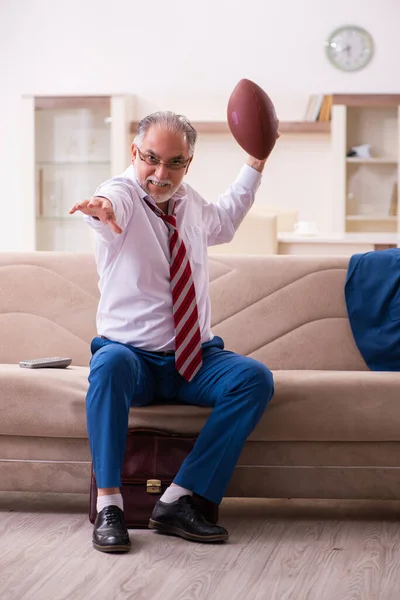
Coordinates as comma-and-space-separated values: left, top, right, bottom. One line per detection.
133, 111, 197, 157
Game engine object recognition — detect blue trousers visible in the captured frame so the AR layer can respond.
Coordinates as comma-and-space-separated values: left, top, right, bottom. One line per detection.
86, 335, 274, 504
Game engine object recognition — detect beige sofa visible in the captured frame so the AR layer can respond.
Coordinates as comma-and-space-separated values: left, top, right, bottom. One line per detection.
2, 252, 400, 501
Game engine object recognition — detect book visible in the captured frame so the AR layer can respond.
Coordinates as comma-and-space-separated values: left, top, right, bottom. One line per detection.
318, 95, 333, 122
304, 94, 332, 121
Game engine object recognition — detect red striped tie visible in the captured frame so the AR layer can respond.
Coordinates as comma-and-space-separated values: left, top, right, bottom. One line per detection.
144, 199, 203, 381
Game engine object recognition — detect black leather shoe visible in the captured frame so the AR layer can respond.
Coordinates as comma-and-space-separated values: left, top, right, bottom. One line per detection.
149, 495, 228, 543
93, 505, 131, 553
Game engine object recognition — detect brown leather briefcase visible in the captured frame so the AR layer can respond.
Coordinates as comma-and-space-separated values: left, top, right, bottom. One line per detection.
89, 428, 219, 528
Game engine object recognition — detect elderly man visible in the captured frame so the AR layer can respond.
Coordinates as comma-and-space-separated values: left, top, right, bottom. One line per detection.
70, 111, 277, 553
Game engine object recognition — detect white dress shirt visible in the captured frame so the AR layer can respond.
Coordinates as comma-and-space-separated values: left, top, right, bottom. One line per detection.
85, 164, 262, 351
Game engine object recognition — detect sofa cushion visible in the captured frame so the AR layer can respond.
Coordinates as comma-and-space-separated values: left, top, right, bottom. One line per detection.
0, 253, 367, 371
208, 256, 367, 371
2, 365, 400, 442
0, 365, 89, 437
0, 254, 98, 366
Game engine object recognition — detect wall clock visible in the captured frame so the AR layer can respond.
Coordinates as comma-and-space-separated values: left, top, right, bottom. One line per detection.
325, 25, 374, 72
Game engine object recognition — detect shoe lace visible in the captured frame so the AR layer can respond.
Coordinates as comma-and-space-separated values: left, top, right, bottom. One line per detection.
104, 505, 122, 526
180, 495, 207, 523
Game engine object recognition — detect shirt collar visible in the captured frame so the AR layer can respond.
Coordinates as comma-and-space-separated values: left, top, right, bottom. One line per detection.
124, 164, 187, 209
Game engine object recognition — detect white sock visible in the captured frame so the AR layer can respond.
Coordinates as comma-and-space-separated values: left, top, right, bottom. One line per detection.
160, 485, 193, 504
97, 493, 124, 513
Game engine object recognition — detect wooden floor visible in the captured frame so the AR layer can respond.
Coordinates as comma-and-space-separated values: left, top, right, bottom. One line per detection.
1, 494, 400, 600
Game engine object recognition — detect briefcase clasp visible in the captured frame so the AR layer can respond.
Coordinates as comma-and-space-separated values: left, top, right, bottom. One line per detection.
147, 479, 162, 494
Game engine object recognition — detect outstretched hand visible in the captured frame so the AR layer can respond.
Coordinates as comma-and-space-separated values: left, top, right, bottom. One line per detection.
69, 197, 123, 234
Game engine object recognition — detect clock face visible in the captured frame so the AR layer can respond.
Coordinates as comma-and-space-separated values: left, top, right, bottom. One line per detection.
325, 26, 374, 72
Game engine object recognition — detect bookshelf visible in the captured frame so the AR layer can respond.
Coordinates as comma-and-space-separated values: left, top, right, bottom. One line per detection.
331, 94, 400, 235
129, 120, 331, 135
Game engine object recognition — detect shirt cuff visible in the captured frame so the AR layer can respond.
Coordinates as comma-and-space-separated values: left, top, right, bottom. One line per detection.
235, 164, 262, 192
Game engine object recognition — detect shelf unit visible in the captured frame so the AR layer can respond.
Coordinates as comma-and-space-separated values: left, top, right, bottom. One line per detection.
129, 120, 331, 135
346, 157, 398, 164
22, 95, 134, 252
331, 95, 400, 235
346, 215, 397, 221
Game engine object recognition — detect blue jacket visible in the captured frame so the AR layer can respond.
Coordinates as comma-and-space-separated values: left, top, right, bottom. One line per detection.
345, 248, 400, 371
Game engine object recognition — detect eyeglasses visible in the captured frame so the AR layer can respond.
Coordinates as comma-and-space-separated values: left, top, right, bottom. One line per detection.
136, 147, 190, 171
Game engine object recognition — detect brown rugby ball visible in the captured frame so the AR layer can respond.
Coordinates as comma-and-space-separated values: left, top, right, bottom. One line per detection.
227, 78, 279, 160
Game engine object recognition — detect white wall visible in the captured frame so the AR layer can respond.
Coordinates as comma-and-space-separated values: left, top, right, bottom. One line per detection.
1, 0, 399, 250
